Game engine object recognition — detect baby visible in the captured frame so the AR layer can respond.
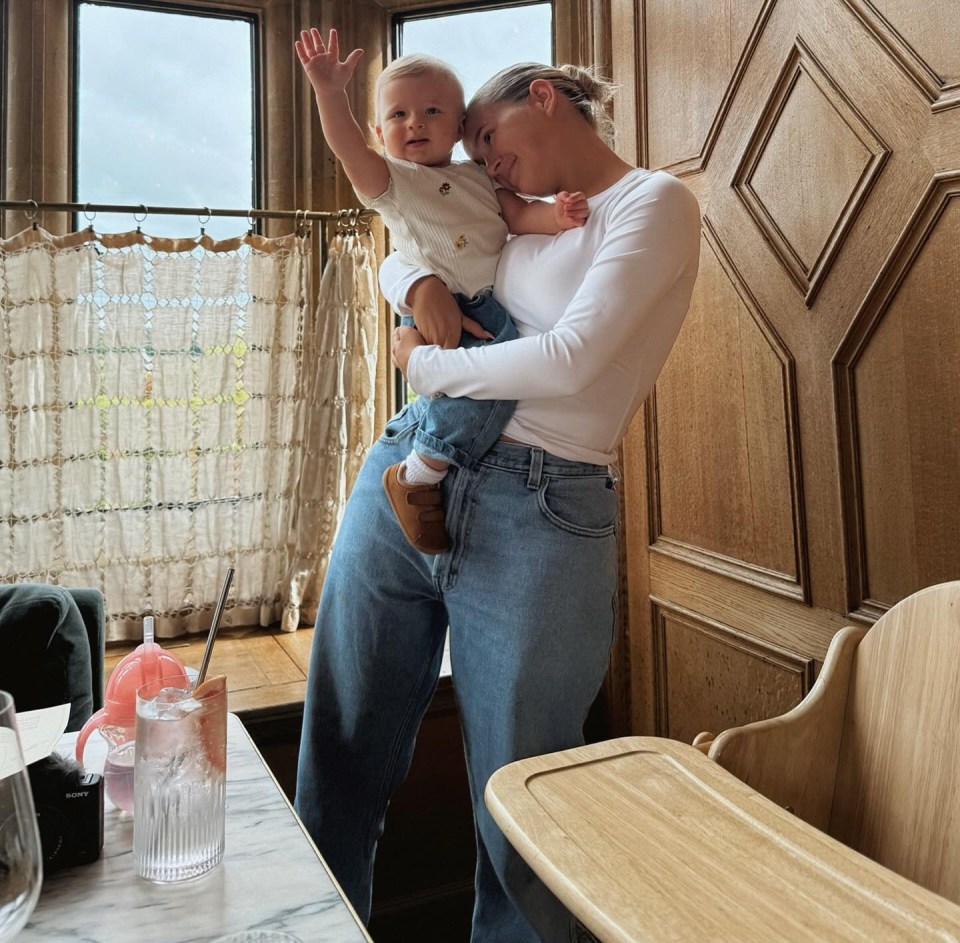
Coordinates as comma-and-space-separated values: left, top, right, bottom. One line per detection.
296, 28, 587, 553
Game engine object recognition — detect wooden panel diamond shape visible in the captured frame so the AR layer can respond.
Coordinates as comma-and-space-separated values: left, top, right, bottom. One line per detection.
734, 38, 890, 306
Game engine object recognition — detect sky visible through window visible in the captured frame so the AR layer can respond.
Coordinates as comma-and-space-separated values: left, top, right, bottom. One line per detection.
399, 3, 553, 161
76, 3, 254, 240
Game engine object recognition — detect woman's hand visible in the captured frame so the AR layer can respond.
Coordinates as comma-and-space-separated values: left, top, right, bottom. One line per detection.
295, 28, 363, 96
392, 325, 426, 378
407, 276, 493, 348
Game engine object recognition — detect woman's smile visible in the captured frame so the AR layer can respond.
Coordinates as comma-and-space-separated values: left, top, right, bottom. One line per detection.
494, 157, 517, 190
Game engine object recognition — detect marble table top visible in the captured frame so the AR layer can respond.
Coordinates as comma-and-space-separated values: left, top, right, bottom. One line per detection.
19, 714, 371, 943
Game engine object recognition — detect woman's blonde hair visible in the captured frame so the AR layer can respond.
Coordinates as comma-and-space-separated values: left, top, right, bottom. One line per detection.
468, 63, 617, 145
375, 54, 465, 123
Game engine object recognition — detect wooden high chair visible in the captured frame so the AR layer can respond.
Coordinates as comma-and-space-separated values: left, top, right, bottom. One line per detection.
484, 581, 960, 942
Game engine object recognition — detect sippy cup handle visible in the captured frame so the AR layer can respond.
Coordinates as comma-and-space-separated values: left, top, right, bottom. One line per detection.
75, 706, 109, 764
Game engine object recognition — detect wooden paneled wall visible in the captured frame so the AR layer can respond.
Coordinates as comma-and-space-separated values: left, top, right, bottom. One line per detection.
611, 0, 960, 737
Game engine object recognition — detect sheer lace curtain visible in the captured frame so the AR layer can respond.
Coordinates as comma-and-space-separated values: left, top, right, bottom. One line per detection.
282, 226, 380, 630
0, 223, 379, 641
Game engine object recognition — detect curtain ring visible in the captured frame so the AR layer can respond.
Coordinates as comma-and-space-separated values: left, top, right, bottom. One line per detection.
198, 207, 211, 235
82, 203, 97, 231
246, 208, 256, 236
293, 208, 305, 238
339, 208, 358, 237
134, 204, 148, 233
24, 199, 39, 228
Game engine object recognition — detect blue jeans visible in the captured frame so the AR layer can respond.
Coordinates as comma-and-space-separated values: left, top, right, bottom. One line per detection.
401, 291, 518, 469
295, 397, 619, 942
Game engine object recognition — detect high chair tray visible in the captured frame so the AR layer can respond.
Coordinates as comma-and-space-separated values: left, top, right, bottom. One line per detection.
485, 737, 960, 942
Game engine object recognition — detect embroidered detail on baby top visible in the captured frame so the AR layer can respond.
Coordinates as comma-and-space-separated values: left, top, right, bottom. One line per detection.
439, 182, 452, 195
455, 234, 469, 250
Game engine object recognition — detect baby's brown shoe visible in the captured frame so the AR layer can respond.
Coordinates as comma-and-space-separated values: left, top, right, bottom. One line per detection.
382, 462, 449, 554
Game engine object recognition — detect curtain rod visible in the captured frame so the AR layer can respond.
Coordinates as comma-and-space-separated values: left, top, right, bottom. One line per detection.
0, 199, 376, 222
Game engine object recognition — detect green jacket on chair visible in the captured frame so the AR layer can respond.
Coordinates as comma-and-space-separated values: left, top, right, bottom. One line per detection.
0, 583, 105, 732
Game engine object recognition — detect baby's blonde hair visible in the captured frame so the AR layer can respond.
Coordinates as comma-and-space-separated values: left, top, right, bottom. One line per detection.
468, 62, 618, 145
375, 54, 465, 124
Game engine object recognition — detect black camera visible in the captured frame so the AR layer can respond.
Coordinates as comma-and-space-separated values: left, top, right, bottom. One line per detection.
27, 753, 103, 872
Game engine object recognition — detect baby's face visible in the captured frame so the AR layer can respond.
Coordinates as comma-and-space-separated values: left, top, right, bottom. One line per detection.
376, 72, 465, 167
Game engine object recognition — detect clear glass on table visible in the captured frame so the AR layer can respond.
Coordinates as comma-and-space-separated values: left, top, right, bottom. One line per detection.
0, 690, 42, 941
133, 675, 227, 883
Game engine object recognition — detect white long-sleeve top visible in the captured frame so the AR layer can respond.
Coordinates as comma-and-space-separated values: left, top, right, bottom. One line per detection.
380, 168, 701, 465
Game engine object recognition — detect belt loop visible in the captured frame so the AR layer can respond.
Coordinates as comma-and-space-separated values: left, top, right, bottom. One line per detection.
526, 447, 544, 490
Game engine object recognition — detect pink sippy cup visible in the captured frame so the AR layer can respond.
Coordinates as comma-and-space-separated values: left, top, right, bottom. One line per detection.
76, 616, 189, 813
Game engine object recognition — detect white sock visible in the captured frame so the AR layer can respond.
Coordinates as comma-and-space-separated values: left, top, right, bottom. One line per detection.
402, 450, 448, 485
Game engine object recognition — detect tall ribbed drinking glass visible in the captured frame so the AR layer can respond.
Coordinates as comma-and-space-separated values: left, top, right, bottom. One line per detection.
0, 691, 42, 940
133, 676, 226, 882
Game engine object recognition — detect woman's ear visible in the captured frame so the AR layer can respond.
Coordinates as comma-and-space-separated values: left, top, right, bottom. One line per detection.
528, 78, 557, 114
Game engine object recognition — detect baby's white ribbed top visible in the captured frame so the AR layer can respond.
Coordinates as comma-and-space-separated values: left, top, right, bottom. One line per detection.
357, 156, 508, 298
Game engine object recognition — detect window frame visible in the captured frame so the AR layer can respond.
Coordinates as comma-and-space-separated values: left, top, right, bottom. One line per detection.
392, 0, 556, 62
70, 0, 263, 235
1, 0, 304, 241
379, 0, 605, 69
2, 0, 606, 235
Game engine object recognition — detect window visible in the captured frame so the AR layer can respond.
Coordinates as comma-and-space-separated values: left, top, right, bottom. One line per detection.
75, 2, 257, 239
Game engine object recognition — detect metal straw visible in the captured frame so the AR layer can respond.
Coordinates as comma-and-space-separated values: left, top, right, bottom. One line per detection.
195, 567, 235, 688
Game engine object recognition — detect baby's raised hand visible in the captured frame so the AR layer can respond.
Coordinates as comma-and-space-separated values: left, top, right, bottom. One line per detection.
295, 28, 363, 95
555, 191, 589, 230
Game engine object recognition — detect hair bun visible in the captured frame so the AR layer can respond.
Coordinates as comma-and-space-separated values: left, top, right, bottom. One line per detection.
559, 64, 616, 107
556, 64, 618, 145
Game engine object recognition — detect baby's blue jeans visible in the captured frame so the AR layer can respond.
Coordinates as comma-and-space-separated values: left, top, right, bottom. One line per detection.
295, 397, 620, 942
400, 290, 517, 469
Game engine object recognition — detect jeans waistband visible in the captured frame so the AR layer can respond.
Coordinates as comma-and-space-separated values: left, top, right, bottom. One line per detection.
478, 438, 613, 486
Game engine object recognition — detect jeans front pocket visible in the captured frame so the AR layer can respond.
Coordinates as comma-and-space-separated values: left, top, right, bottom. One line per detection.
536, 474, 618, 538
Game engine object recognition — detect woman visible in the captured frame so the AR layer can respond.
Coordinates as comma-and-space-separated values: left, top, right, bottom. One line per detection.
295, 61, 700, 942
